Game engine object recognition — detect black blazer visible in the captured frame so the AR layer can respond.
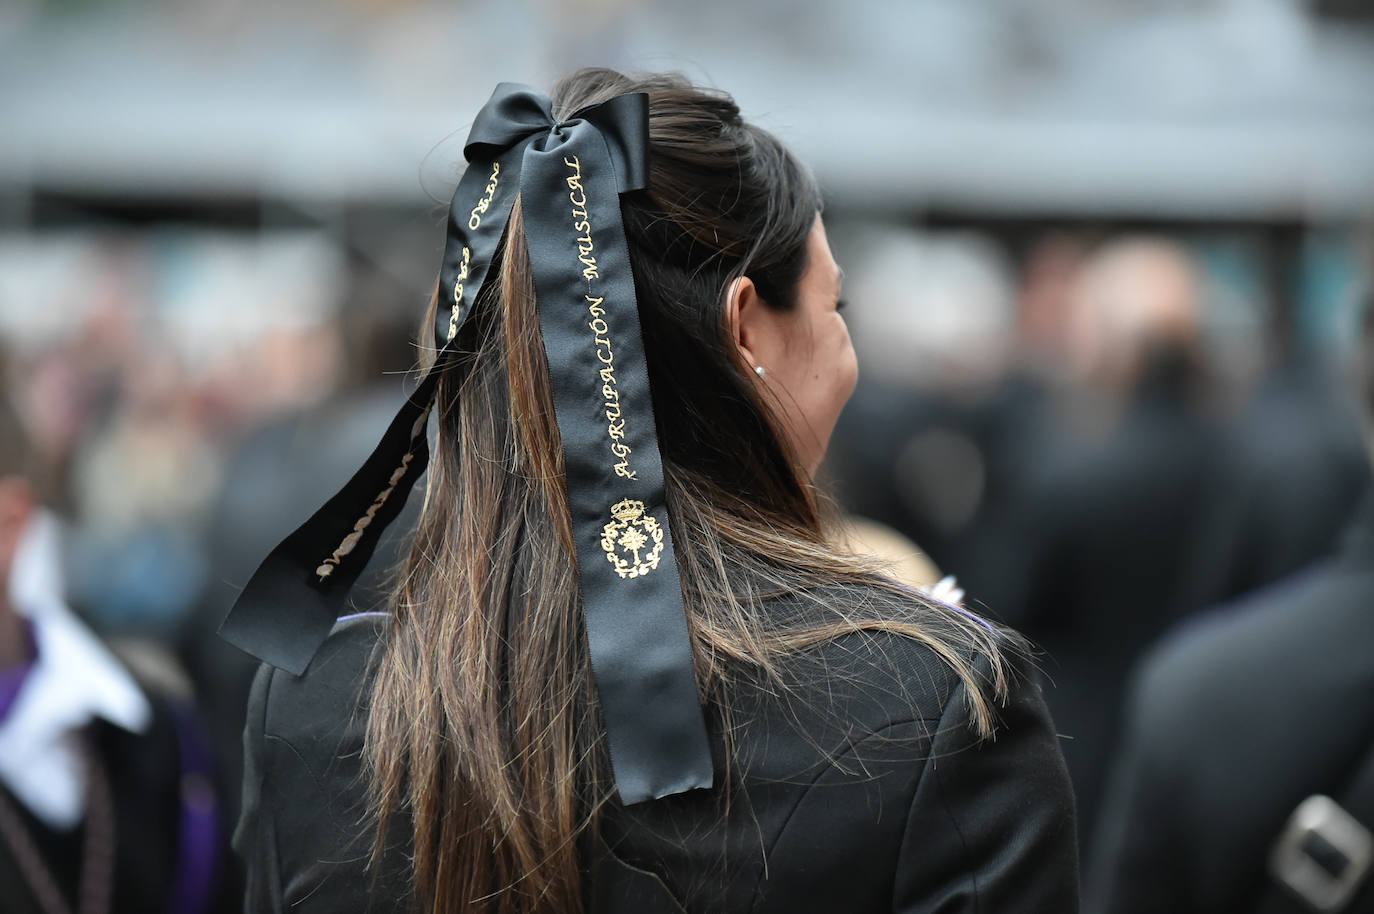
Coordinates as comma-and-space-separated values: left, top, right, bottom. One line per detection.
1084, 499, 1374, 914
235, 589, 1079, 913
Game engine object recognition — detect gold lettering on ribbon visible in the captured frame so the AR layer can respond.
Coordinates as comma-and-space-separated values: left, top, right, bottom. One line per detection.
565, 156, 599, 281
586, 297, 636, 481
568, 154, 636, 481
447, 246, 471, 341
468, 162, 501, 231
316, 407, 431, 580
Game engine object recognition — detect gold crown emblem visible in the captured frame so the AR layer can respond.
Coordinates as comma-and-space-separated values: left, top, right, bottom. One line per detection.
601, 499, 663, 580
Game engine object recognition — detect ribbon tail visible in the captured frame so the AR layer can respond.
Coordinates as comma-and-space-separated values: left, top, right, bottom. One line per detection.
218, 372, 438, 675
519, 129, 713, 804
433, 149, 526, 350
220, 137, 532, 675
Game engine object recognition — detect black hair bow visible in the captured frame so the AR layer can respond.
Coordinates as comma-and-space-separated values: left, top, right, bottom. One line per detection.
220, 83, 712, 805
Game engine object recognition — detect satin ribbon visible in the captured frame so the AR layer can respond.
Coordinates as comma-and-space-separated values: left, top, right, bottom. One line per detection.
220, 83, 713, 805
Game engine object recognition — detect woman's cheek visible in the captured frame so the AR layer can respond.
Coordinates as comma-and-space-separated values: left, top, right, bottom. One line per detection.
835, 322, 859, 403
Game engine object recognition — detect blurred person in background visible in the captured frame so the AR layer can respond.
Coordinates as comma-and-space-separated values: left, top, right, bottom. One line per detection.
1000, 236, 1229, 845
1084, 289, 1374, 914
0, 377, 230, 914
1016, 233, 1093, 386
66, 348, 219, 636
1179, 314, 1371, 613
225, 70, 1079, 913
826, 226, 1055, 611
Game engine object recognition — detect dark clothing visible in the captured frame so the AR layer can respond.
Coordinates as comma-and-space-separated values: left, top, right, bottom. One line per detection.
236, 594, 1079, 912
0, 700, 223, 914
1084, 498, 1374, 914
1006, 369, 1227, 843
1180, 363, 1371, 609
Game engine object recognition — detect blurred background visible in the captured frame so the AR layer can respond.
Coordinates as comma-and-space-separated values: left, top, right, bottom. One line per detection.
1, 0, 1372, 896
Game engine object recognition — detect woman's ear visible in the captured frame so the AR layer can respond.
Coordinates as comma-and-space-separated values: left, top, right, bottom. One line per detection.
726, 276, 775, 372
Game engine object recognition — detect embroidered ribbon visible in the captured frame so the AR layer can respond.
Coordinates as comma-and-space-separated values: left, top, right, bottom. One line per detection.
219, 83, 713, 805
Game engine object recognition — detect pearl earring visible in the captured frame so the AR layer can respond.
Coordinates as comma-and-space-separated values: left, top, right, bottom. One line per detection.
754, 365, 766, 378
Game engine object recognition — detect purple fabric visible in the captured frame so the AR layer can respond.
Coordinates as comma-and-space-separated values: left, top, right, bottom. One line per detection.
0, 620, 37, 722
335, 611, 390, 623
166, 702, 220, 914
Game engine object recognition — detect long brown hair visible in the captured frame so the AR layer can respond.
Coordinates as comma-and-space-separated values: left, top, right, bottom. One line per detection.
366, 68, 1015, 913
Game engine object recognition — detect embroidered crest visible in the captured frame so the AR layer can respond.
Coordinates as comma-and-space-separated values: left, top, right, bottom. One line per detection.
600, 499, 664, 579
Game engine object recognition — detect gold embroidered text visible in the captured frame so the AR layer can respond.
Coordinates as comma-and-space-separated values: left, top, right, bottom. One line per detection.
587, 294, 636, 479
468, 162, 501, 231
565, 156, 599, 281
447, 246, 471, 341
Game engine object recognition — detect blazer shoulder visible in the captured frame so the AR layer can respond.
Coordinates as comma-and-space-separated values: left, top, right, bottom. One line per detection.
1133, 563, 1345, 728
236, 613, 405, 912
254, 613, 388, 740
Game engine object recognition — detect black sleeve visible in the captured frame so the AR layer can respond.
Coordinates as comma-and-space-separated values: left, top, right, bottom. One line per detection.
1081, 665, 1187, 914
234, 661, 283, 914
232, 617, 411, 913
893, 656, 1080, 913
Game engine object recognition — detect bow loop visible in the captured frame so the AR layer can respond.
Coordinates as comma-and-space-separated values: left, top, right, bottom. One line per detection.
570, 93, 651, 193
462, 84, 649, 196
462, 83, 555, 161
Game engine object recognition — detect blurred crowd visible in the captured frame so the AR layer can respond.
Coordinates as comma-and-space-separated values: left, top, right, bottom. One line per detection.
1, 217, 1371, 910
0, 226, 425, 910
831, 225, 1370, 828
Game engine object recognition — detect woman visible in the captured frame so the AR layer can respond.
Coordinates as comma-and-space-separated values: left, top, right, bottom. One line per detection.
229, 68, 1078, 913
